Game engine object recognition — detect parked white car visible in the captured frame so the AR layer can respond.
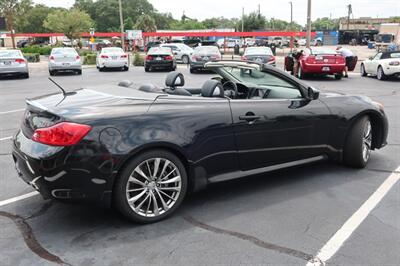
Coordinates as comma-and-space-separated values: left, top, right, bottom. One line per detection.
0, 49, 29, 78
96, 47, 129, 71
360, 50, 400, 80
160, 43, 193, 64
48, 47, 82, 76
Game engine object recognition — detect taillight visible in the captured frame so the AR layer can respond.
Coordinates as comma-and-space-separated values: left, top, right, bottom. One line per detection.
268, 56, 276, 62
49, 55, 55, 61
389, 61, 400, 66
100, 55, 109, 59
242, 56, 247, 60
76, 55, 80, 60
165, 55, 173, 60
15, 59, 25, 63
146, 55, 153, 60
306, 56, 316, 64
32, 122, 92, 146
120, 54, 128, 58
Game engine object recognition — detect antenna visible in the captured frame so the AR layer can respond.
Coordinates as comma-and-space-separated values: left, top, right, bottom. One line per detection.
48, 77, 66, 96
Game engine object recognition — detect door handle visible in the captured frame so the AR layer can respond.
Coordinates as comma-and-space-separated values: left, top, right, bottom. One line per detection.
239, 115, 261, 122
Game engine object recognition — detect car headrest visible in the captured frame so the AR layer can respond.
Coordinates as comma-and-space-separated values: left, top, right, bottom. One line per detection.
201, 80, 224, 98
165, 71, 185, 87
118, 80, 133, 88
164, 87, 192, 96
138, 84, 163, 93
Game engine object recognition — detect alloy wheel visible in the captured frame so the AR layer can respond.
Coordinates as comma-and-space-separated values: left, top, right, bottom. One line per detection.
125, 158, 182, 217
377, 67, 383, 80
362, 120, 372, 163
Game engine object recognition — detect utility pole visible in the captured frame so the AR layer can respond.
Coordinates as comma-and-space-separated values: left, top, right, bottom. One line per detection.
241, 7, 244, 32
118, 0, 125, 51
347, 4, 352, 30
289, 1, 293, 52
306, 0, 312, 48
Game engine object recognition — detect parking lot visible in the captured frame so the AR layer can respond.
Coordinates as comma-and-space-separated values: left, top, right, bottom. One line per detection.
0, 64, 399, 266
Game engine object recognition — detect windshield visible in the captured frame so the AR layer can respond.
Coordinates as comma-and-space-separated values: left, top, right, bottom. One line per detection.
0, 50, 22, 58
222, 66, 294, 88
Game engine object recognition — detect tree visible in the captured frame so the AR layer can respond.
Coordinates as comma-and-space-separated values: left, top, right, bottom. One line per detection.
152, 12, 176, 30
134, 14, 156, 32
203, 17, 236, 29
312, 17, 339, 31
238, 11, 266, 31
0, 0, 31, 48
44, 9, 93, 40
170, 19, 206, 30
15, 4, 56, 33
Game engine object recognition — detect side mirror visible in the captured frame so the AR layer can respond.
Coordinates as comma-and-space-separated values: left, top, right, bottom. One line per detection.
173, 52, 178, 55
307, 87, 320, 100
369, 56, 373, 60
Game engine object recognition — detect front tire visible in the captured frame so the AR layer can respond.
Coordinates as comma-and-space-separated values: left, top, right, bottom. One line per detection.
114, 150, 188, 223
360, 64, 367, 77
343, 116, 372, 168
377, 66, 386, 80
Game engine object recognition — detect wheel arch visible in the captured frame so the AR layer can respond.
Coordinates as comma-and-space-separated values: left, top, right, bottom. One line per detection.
111, 142, 196, 195
345, 110, 384, 150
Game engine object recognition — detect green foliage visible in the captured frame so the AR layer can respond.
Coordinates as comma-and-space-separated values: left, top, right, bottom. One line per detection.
83, 53, 97, 65
238, 12, 266, 31
311, 17, 339, 31
15, 4, 55, 33
153, 12, 175, 30
21, 45, 51, 55
170, 19, 206, 30
133, 53, 144, 66
203, 17, 237, 29
79, 49, 96, 56
43, 9, 93, 40
23, 53, 40, 62
134, 14, 157, 32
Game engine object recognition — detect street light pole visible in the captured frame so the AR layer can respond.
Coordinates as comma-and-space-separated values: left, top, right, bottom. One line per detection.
289, 1, 293, 52
118, 0, 125, 51
306, 0, 312, 48
241, 7, 244, 32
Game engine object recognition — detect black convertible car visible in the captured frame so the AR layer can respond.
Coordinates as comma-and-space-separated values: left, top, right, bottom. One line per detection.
12, 61, 388, 223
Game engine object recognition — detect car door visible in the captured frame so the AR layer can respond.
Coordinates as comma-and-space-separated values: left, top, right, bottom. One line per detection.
367, 52, 382, 74
228, 71, 331, 171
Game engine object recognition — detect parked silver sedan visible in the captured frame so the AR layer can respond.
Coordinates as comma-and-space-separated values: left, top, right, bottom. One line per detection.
0, 50, 29, 78
48, 47, 82, 76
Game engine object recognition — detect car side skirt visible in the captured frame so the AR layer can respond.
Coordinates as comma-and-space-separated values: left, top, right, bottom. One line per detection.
208, 155, 327, 183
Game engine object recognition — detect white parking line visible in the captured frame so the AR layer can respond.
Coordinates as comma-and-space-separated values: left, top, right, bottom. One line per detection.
307, 166, 400, 266
0, 136, 12, 141
0, 109, 24, 115
0, 191, 39, 207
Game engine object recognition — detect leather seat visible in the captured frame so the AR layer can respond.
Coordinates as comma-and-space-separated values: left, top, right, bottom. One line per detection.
164, 71, 192, 96
201, 80, 224, 98
138, 84, 163, 93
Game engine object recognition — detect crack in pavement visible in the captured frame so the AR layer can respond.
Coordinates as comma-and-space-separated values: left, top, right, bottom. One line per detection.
0, 204, 71, 266
183, 215, 324, 265
26, 201, 53, 220
0, 153, 11, 156
366, 168, 400, 174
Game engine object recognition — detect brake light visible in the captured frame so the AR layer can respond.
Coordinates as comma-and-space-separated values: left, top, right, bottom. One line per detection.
120, 54, 128, 58
32, 122, 92, 146
49, 55, 55, 61
389, 61, 400, 66
336, 56, 345, 64
165, 55, 173, 60
15, 59, 25, 63
306, 55, 316, 64
268, 56, 276, 62
75, 55, 81, 61
146, 55, 153, 60
242, 56, 247, 60
100, 55, 109, 59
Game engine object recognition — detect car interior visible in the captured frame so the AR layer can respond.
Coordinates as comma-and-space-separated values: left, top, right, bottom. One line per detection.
120, 70, 303, 100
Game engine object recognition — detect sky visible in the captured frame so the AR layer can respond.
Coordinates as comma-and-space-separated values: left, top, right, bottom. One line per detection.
34, 0, 399, 25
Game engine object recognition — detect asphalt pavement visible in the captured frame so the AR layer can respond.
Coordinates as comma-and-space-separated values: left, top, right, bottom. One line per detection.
0, 64, 399, 266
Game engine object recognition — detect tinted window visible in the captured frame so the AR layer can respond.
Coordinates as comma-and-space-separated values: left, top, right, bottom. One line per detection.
52, 48, 77, 55
311, 48, 336, 55
102, 48, 124, 54
245, 47, 273, 55
0, 50, 21, 58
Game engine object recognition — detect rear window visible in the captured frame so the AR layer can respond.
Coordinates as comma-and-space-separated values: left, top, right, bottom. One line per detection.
102, 48, 124, 54
311, 48, 336, 55
0, 50, 22, 58
194, 46, 219, 53
245, 48, 273, 55
390, 52, 400, 58
51, 48, 77, 55
148, 47, 171, 54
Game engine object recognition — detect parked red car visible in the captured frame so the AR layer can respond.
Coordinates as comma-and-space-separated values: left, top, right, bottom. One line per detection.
285, 47, 346, 80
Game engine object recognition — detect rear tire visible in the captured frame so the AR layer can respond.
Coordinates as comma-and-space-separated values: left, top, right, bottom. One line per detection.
360, 64, 367, 77
49, 70, 56, 76
145, 66, 150, 72
113, 150, 188, 223
123, 66, 129, 71
76, 70, 82, 75
297, 66, 304, 79
181, 55, 189, 64
190, 68, 196, 74
343, 116, 372, 168
21, 73, 29, 79
377, 66, 386, 80
334, 73, 342, 80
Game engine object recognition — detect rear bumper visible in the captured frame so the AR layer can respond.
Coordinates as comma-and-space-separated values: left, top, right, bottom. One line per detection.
12, 130, 113, 206
0, 65, 29, 74
302, 63, 345, 74
145, 60, 175, 69
383, 66, 400, 76
190, 61, 206, 69
49, 61, 82, 71
99, 59, 129, 68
